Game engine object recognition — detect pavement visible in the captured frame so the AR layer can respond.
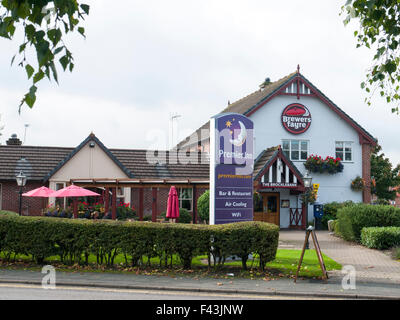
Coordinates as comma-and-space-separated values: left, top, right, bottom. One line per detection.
0, 230, 399, 300
279, 230, 400, 283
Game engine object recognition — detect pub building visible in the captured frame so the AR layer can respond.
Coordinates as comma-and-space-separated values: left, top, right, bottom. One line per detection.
0, 68, 376, 229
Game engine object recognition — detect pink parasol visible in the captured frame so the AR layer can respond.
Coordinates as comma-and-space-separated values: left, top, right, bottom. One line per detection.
22, 186, 54, 197
50, 185, 100, 218
50, 185, 100, 198
166, 186, 179, 222
23, 186, 55, 216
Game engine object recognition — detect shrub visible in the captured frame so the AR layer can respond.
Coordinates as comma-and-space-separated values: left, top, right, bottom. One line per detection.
197, 190, 210, 223
361, 227, 400, 249
336, 204, 400, 242
0, 215, 279, 270
320, 201, 353, 229
0, 210, 18, 217
160, 208, 192, 224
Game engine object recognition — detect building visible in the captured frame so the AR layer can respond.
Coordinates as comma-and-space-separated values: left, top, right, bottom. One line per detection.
177, 68, 376, 227
0, 68, 376, 228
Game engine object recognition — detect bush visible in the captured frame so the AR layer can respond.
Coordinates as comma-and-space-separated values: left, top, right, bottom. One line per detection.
320, 201, 353, 229
336, 204, 400, 242
160, 208, 192, 224
197, 190, 210, 223
0, 215, 279, 270
0, 210, 18, 216
361, 227, 400, 249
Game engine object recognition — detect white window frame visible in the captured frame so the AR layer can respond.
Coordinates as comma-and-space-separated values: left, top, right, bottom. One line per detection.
177, 187, 193, 211
335, 141, 353, 162
55, 182, 66, 208
282, 139, 309, 161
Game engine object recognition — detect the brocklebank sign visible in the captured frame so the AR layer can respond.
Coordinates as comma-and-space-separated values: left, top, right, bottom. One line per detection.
281, 103, 312, 134
209, 113, 254, 225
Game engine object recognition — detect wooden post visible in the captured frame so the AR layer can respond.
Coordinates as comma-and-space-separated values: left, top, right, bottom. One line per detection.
301, 201, 307, 230
152, 187, 157, 222
111, 187, 117, 220
104, 187, 110, 214
192, 185, 197, 224
73, 198, 78, 219
139, 188, 144, 221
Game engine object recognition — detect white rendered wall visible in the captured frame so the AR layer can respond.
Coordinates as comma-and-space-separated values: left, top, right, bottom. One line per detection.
250, 94, 364, 210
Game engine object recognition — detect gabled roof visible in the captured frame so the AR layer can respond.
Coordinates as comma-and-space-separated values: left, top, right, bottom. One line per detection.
43, 133, 133, 182
253, 146, 305, 189
176, 70, 376, 150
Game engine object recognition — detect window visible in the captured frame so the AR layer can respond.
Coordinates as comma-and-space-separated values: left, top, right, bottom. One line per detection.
178, 188, 193, 211
282, 140, 309, 161
55, 182, 66, 208
335, 141, 352, 162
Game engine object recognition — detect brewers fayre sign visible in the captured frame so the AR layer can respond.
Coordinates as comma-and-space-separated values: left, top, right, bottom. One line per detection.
209, 113, 254, 225
281, 103, 312, 134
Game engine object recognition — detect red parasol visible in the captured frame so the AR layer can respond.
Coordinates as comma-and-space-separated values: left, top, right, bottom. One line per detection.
166, 186, 179, 223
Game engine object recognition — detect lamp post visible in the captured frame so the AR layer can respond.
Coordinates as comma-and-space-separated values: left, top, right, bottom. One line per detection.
16, 171, 27, 216
303, 171, 312, 249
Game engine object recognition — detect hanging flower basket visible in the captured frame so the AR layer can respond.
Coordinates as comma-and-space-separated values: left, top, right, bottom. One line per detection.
351, 176, 366, 191
301, 189, 317, 204
304, 155, 344, 174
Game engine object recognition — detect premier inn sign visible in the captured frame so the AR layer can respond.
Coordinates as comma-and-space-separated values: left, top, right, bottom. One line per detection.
209, 113, 254, 225
281, 103, 312, 134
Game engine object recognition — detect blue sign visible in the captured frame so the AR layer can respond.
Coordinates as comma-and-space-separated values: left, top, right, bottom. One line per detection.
210, 113, 254, 225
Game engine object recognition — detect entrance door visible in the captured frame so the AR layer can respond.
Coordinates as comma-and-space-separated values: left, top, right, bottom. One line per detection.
262, 193, 280, 226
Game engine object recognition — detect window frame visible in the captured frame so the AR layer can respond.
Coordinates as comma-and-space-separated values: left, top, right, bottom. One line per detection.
177, 187, 193, 212
335, 141, 353, 162
282, 139, 309, 161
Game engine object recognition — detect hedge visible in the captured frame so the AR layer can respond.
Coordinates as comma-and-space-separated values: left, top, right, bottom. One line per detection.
336, 204, 400, 242
0, 215, 279, 270
361, 227, 400, 250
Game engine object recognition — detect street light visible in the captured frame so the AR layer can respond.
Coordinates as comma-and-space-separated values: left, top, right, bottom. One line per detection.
303, 171, 313, 188
16, 171, 27, 216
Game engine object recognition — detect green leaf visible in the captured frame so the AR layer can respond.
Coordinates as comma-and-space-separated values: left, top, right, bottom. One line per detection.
33, 70, 45, 84
78, 27, 85, 38
80, 4, 90, 15
25, 64, 34, 79
59, 55, 69, 71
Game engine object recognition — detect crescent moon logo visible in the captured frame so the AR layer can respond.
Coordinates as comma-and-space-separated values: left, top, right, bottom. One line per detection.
229, 121, 247, 146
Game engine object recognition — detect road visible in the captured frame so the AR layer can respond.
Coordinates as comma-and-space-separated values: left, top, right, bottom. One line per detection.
0, 283, 337, 300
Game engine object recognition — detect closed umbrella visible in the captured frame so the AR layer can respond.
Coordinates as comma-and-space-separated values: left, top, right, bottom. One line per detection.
166, 186, 179, 223
50, 185, 100, 218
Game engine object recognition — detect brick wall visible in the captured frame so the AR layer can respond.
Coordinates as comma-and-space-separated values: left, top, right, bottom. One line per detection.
1, 180, 48, 215
130, 186, 210, 222
362, 143, 372, 204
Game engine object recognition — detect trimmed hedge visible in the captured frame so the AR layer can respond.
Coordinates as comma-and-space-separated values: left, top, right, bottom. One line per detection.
336, 204, 400, 242
361, 227, 400, 250
0, 215, 279, 270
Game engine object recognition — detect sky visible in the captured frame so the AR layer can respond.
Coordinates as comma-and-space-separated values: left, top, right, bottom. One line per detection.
0, 1, 399, 165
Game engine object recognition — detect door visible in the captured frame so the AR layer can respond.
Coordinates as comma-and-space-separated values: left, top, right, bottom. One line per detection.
262, 193, 280, 226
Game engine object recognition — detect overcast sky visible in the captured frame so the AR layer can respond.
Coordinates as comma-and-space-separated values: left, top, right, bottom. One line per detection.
0, 1, 399, 165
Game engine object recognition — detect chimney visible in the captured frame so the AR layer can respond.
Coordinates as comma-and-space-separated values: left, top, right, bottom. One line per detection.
6, 134, 22, 146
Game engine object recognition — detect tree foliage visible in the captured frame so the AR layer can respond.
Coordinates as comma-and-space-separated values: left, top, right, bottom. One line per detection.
371, 144, 400, 200
342, 0, 400, 113
0, 0, 89, 111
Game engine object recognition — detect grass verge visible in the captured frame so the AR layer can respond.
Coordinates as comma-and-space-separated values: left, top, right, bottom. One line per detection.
0, 249, 341, 280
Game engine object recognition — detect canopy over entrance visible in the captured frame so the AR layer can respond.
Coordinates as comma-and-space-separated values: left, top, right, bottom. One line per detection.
253, 146, 305, 192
